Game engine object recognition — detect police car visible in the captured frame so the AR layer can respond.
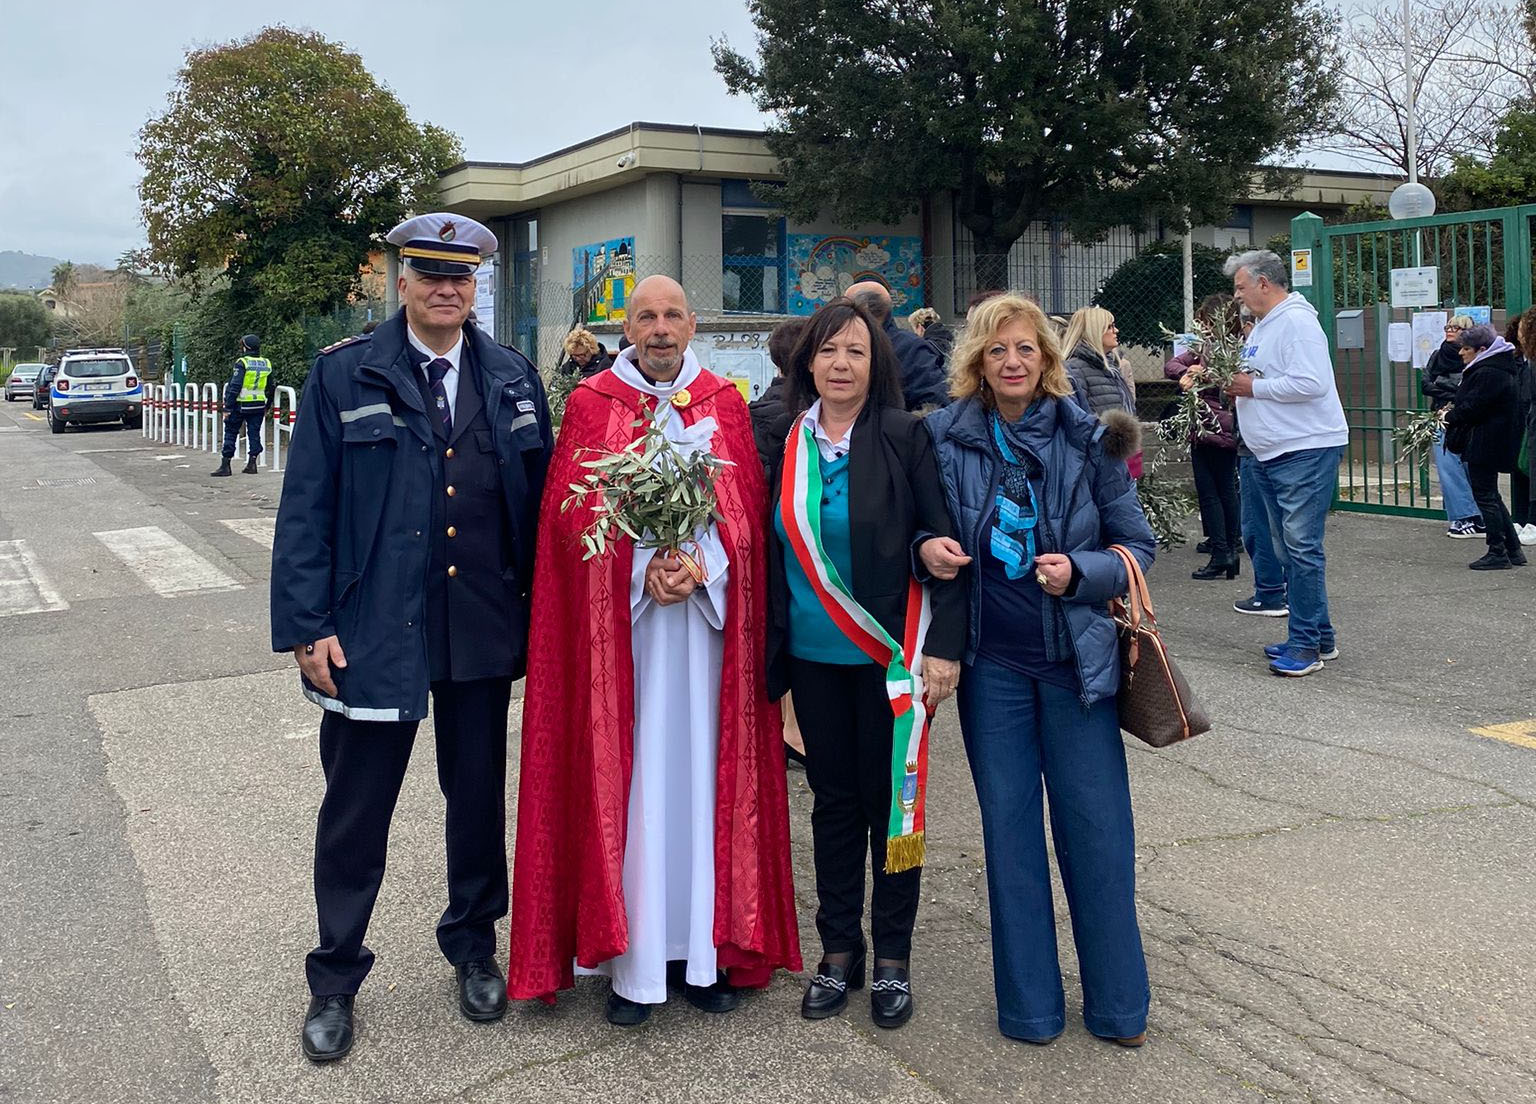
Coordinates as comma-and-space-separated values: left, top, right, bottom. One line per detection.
47, 348, 144, 433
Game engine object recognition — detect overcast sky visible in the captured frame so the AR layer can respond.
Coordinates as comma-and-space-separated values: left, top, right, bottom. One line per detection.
0, 0, 768, 264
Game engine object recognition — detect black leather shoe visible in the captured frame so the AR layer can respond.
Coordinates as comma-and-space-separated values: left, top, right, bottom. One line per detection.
870, 965, 913, 1029
606, 991, 652, 1026
666, 961, 741, 1012
1195, 539, 1212, 554
301, 994, 354, 1062
455, 958, 507, 1022
1191, 555, 1239, 580
801, 949, 865, 1020
242, 455, 259, 474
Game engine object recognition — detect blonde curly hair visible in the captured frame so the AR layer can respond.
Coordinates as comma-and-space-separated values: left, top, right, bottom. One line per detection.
562, 326, 599, 359
907, 307, 940, 332
949, 294, 1072, 403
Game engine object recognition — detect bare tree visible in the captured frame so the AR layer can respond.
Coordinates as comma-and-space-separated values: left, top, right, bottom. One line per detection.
1328, 0, 1524, 178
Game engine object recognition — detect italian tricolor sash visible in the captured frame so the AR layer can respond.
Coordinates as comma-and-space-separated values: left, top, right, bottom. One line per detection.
780, 415, 933, 873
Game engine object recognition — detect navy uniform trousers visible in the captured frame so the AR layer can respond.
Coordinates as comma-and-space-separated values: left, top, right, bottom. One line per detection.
306, 356, 519, 997
221, 409, 267, 458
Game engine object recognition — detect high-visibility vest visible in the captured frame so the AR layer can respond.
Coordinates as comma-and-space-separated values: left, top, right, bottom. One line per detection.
236, 356, 272, 405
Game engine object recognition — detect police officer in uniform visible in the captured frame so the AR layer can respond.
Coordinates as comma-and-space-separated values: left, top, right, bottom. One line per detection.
271, 213, 554, 1062
211, 334, 272, 476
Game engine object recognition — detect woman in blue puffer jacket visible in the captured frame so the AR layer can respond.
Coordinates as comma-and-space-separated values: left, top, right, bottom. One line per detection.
918, 293, 1156, 1049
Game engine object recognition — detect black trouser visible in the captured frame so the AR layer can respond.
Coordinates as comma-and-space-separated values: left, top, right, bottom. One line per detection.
1191, 444, 1241, 558
1512, 470, 1531, 527
789, 657, 920, 961
306, 677, 512, 996
1466, 462, 1521, 556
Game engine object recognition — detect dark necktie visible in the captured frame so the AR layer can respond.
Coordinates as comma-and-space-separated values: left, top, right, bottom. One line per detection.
425, 357, 453, 435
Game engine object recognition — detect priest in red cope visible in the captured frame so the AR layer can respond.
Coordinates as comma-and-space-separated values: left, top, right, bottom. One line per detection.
508, 275, 801, 1025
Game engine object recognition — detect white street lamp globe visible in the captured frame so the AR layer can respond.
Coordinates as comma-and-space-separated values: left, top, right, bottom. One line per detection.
1388, 182, 1437, 220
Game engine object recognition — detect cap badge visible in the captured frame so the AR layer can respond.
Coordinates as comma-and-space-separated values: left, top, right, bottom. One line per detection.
439, 222, 456, 242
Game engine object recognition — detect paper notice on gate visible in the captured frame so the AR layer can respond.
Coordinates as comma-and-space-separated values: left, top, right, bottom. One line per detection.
1411, 311, 1447, 368
1387, 322, 1413, 363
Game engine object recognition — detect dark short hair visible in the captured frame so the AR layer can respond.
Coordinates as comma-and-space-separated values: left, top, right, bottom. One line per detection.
767, 318, 806, 373
785, 298, 904, 414
1458, 323, 1498, 350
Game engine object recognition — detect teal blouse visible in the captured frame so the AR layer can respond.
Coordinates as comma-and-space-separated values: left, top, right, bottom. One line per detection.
774, 452, 868, 665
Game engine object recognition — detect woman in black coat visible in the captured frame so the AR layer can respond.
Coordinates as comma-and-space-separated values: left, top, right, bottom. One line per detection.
765, 298, 965, 1030
1444, 324, 1526, 569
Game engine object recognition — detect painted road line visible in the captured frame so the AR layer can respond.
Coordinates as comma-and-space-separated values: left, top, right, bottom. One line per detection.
219, 517, 276, 551
23, 413, 43, 421
94, 526, 239, 597
1468, 720, 1536, 751
0, 540, 69, 617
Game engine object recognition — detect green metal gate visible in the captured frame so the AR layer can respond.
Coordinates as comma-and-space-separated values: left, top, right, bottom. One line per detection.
1291, 206, 1536, 517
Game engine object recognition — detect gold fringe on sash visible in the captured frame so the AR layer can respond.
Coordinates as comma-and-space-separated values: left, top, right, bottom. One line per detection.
884, 831, 926, 874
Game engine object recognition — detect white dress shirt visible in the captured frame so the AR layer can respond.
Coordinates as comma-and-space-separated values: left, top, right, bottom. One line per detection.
405, 325, 463, 416
801, 398, 854, 462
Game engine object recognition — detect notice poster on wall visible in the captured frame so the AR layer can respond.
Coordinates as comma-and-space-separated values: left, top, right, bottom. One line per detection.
1452, 305, 1492, 325
1411, 310, 1448, 368
1290, 249, 1313, 288
1386, 322, 1412, 362
573, 237, 636, 323
787, 234, 924, 316
1390, 266, 1439, 309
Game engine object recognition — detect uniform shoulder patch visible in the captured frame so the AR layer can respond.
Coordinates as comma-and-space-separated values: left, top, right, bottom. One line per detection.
319, 334, 371, 355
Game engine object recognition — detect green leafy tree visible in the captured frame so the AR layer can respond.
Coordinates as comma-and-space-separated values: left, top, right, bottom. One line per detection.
714, 0, 1341, 287
1439, 102, 1536, 210
1094, 241, 1231, 349
0, 293, 53, 358
136, 26, 461, 386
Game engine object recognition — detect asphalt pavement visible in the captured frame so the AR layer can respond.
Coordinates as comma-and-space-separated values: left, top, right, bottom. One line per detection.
1, 396, 1532, 1104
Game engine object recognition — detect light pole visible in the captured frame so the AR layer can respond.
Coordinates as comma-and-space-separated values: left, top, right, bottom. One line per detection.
1389, 0, 1435, 263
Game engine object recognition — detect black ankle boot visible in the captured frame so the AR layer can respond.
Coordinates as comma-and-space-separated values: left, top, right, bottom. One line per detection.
210, 458, 232, 477
801, 948, 865, 1020
242, 455, 259, 474
1191, 554, 1239, 580
870, 964, 913, 1029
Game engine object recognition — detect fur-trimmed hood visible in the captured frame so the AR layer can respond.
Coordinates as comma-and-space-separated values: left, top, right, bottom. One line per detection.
1099, 407, 1141, 461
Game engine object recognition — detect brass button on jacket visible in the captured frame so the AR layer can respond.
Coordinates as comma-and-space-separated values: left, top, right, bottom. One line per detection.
447, 565, 458, 578
446, 485, 456, 497
445, 447, 455, 459
447, 526, 457, 538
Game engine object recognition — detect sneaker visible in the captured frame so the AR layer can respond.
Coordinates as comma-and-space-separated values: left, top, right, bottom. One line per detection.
1268, 645, 1323, 677
1233, 596, 1289, 617
1519, 524, 1536, 546
1469, 550, 1513, 570
1265, 642, 1339, 662
1445, 520, 1480, 538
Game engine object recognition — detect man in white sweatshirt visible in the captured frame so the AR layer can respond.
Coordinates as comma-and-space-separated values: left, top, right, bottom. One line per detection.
1224, 249, 1350, 678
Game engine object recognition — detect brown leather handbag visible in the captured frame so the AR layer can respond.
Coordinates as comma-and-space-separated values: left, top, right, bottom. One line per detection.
1107, 545, 1211, 747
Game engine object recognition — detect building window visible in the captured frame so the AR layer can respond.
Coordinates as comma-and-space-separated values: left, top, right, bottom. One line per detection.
722, 211, 785, 314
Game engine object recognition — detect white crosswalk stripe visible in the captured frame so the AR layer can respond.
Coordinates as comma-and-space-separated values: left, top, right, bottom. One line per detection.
0, 540, 69, 617
219, 517, 276, 551
94, 526, 240, 597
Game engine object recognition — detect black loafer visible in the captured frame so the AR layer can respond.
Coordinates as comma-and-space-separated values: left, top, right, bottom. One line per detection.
606, 991, 652, 1026
301, 994, 355, 1062
801, 949, 866, 1020
456, 958, 508, 1022
870, 965, 913, 1029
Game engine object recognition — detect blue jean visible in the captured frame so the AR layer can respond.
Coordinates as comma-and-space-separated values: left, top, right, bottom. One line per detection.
956, 658, 1149, 1040
1250, 446, 1341, 652
1240, 454, 1286, 604
1431, 430, 1478, 523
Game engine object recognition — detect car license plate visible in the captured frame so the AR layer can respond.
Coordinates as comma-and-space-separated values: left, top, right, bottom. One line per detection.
85, 383, 112, 391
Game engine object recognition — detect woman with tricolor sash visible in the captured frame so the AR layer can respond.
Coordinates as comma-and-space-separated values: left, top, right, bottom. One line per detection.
922, 293, 1156, 1048
765, 297, 965, 1029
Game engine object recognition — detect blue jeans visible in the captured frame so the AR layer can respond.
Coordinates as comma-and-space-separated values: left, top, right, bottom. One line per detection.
956, 658, 1149, 1040
1240, 454, 1286, 604
1431, 430, 1478, 523
1250, 446, 1341, 651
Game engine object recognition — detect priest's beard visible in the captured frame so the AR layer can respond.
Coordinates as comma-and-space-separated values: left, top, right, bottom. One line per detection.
637, 341, 684, 383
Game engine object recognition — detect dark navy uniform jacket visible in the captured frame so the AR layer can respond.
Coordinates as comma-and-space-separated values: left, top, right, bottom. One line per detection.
270, 311, 553, 722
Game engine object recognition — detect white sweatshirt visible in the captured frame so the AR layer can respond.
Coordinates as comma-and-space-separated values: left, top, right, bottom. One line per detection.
1236, 293, 1350, 462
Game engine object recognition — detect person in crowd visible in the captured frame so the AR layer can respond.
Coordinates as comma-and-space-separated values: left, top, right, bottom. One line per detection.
559, 326, 613, 380
764, 297, 964, 1030
919, 293, 1155, 1048
1230, 311, 1290, 616
1422, 315, 1482, 538
751, 318, 804, 468
908, 307, 954, 358
271, 213, 553, 1062
750, 316, 808, 767
1224, 250, 1349, 676
1165, 294, 1242, 580
210, 334, 273, 477
1063, 307, 1142, 479
847, 280, 949, 410
1443, 323, 1527, 569
1516, 308, 1536, 545
508, 276, 801, 1024
1504, 316, 1533, 538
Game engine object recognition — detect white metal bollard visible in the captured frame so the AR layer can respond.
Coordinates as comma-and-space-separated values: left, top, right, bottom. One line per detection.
270, 385, 298, 473
202, 382, 221, 455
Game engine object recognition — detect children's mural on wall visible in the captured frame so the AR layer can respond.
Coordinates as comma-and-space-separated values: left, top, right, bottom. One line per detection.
573, 237, 636, 323
787, 234, 924, 316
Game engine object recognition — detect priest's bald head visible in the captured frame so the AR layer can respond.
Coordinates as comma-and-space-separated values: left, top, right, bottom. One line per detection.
624, 275, 697, 382
847, 280, 894, 323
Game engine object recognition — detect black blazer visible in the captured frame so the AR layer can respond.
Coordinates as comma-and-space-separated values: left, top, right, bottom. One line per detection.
765, 402, 966, 701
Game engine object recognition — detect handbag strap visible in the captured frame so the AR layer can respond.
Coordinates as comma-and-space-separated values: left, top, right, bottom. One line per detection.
1108, 544, 1156, 624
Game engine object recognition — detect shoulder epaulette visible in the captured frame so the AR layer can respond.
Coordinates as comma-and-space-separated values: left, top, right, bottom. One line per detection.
319, 334, 371, 355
